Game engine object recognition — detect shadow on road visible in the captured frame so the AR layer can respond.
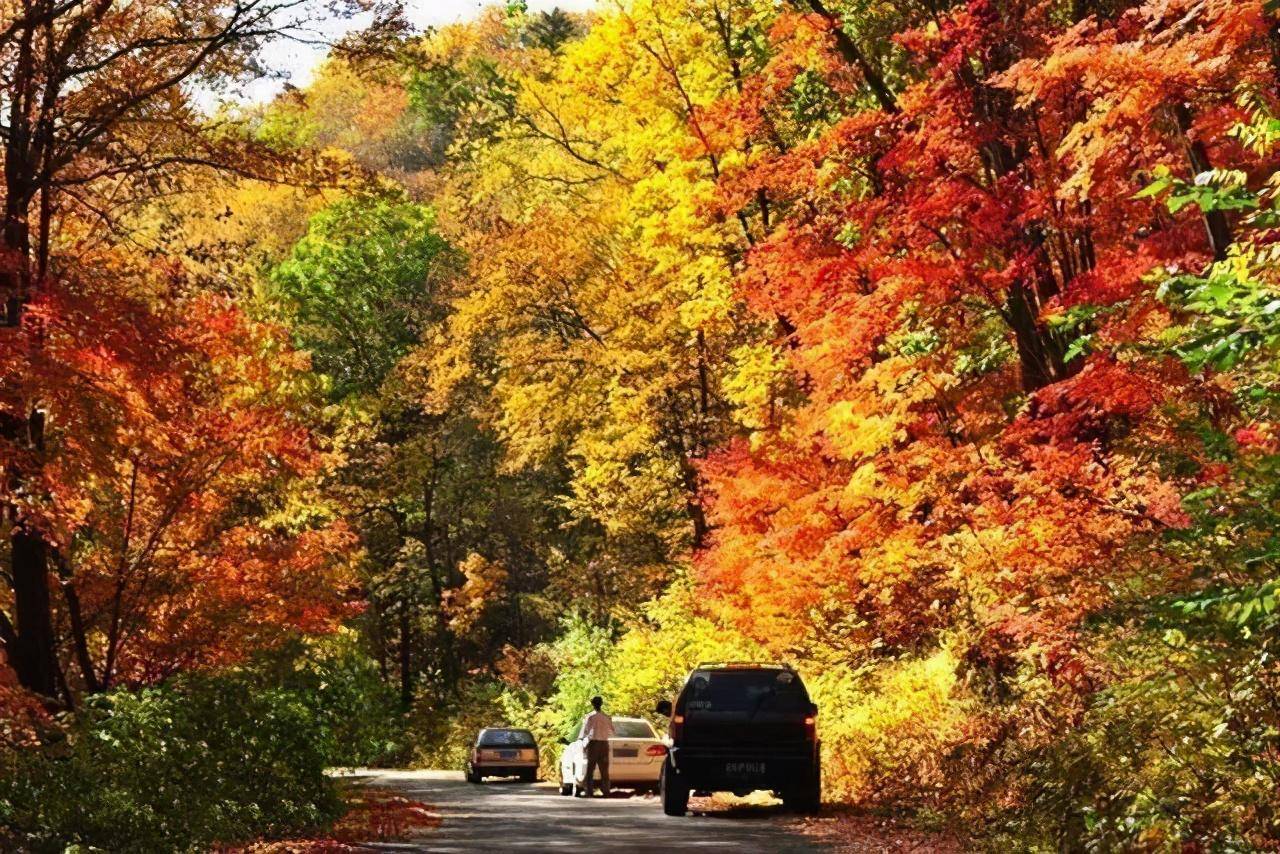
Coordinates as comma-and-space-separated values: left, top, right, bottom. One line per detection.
340, 769, 825, 853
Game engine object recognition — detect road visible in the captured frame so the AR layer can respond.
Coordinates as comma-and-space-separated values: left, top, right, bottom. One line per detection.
345, 769, 828, 853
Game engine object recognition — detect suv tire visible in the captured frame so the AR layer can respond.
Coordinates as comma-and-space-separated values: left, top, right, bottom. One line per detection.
783, 761, 821, 814
661, 761, 689, 816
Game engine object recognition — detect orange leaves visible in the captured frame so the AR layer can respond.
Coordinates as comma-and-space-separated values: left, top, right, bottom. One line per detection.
442, 553, 509, 636
684, 0, 1280, 707
0, 252, 357, 688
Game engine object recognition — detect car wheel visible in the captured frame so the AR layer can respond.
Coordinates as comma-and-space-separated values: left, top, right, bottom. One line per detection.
520, 768, 537, 783
465, 765, 482, 784
660, 761, 688, 816
783, 761, 821, 814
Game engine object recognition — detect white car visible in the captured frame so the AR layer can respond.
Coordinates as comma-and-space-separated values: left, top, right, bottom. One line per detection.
558, 716, 668, 796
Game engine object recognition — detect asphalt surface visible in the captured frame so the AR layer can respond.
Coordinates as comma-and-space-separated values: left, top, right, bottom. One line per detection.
345, 769, 827, 853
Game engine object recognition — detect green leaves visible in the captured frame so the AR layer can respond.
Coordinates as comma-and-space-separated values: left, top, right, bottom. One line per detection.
1136, 166, 1258, 214
1156, 251, 1280, 373
0, 669, 347, 852
270, 195, 461, 400
1171, 580, 1280, 631
1046, 303, 1114, 363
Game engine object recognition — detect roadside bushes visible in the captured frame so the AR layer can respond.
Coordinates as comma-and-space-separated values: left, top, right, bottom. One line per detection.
992, 617, 1280, 851
0, 671, 341, 852
260, 632, 406, 768
809, 649, 968, 806
0, 636, 401, 852
408, 679, 511, 771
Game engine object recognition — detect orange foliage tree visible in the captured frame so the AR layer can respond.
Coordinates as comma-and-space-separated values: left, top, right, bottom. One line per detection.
0, 0, 381, 704
695, 0, 1278, 796
0, 244, 358, 698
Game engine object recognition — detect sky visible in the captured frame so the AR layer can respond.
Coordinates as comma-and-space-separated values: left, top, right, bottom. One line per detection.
242, 0, 597, 103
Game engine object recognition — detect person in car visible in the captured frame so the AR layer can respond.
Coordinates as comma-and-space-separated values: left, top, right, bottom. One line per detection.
579, 695, 615, 797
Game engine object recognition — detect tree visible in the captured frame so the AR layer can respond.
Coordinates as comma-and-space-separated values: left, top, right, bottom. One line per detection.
425, 0, 779, 574
270, 196, 461, 400
0, 242, 358, 700
0, 0, 377, 702
522, 8, 581, 52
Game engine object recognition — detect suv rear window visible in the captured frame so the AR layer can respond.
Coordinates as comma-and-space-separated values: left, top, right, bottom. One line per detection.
478, 729, 536, 747
678, 669, 810, 714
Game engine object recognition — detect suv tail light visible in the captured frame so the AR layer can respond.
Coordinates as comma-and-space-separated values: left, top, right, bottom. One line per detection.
645, 744, 667, 757
670, 714, 684, 741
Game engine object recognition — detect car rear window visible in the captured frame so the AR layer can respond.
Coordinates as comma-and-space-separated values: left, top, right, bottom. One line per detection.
612, 720, 656, 738
679, 669, 809, 714
478, 729, 536, 747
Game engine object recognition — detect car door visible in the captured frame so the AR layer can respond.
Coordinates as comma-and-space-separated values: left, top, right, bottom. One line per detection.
562, 722, 587, 783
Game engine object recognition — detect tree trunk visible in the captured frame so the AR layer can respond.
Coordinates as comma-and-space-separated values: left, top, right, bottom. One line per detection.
3, 404, 59, 701
1007, 283, 1065, 392
54, 551, 101, 694
398, 607, 413, 709
1173, 103, 1233, 261
792, 0, 898, 114
9, 527, 58, 699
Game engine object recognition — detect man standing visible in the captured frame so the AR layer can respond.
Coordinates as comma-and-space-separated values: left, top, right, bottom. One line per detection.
579, 695, 615, 797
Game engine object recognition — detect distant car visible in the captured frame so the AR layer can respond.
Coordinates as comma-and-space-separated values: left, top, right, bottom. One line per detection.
465, 727, 539, 783
558, 716, 668, 796
654, 662, 820, 816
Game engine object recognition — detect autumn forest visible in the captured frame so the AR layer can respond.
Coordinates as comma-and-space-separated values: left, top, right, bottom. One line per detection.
2, 0, 1279, 848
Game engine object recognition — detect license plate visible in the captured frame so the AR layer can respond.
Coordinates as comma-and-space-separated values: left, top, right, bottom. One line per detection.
614, 748, 638, 757
725, 761, 766, 777
498, 750, 517, 759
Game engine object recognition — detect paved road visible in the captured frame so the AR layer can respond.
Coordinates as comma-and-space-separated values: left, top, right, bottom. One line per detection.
345, 769, 827, 853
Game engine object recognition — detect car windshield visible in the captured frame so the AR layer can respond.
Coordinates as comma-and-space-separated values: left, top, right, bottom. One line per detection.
478, 729, 535, 747
612, 720, 656, 738
679, 669, 809, 714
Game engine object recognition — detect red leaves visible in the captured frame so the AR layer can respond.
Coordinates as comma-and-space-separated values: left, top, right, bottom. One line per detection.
0, 256, 357, 690
689, 0, 1270, 705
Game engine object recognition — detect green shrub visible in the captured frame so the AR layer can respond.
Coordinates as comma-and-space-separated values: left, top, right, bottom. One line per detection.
258, 632, 406, 767
991, 616, 1280, 852
408, 680, 510, 772
0, 671, 343, 853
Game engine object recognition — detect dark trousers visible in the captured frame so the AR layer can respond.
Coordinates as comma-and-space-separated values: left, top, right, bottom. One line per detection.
585, 740, 610, 796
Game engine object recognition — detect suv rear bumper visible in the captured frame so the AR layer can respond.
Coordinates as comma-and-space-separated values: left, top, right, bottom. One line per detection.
667, 746, 816, 792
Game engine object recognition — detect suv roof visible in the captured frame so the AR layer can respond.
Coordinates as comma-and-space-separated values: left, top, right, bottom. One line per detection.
694, 661, 793, 670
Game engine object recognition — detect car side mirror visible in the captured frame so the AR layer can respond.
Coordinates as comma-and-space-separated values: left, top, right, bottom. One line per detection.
808, 702, 819, 716
655, 699, 672, 718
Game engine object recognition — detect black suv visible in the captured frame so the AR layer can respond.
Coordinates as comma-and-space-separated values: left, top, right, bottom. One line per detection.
654, 663, 820, 816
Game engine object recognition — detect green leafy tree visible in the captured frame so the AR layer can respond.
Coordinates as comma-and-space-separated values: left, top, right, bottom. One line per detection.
270, 196, 460, 400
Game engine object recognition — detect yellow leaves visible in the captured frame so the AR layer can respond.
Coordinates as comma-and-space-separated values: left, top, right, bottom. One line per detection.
809, 647, 969, 803
825, 400, 901, 461
443, 553, 509, 636
836, 461, 881, 518
724, 342, 788, 430
418, 0, 771, 547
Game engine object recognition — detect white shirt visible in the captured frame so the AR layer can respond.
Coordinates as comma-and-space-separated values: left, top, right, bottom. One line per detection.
581, 710, 615, 742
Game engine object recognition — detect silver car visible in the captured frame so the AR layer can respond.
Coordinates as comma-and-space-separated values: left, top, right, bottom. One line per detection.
465, 727, 539, 783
